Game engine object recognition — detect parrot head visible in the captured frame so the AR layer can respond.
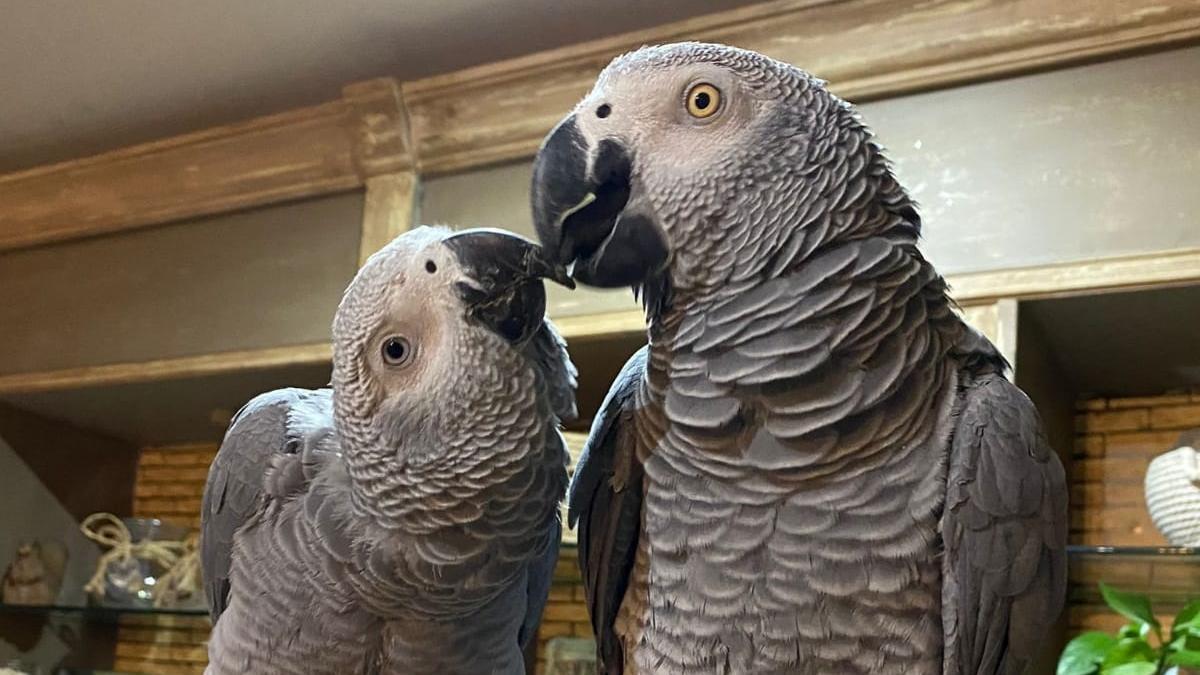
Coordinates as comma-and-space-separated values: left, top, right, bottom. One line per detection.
330, 226, 574, 454
531, 42, 901, 312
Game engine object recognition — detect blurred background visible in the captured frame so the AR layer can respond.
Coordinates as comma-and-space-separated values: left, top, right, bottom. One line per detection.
1, 1, 1198, 673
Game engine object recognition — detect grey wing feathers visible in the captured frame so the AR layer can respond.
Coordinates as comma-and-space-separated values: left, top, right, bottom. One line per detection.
525, 319, 580, 423
942, 373, 1068, 675
200, 387, 335, 623
568, 346, 647, 675
518, 518, 562, 651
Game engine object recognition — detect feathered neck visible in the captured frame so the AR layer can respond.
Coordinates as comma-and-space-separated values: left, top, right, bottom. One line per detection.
333, 337, 552, 534
647, 112, 928, 347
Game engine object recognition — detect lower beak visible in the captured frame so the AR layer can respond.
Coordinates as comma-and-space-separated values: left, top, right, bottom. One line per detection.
443, 228, 573, 344
530, 114, 669, 288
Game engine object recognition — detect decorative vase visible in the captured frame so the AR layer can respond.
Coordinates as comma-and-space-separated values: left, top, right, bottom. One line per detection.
1144, 431, 1200, 547
83, 516, 188, 608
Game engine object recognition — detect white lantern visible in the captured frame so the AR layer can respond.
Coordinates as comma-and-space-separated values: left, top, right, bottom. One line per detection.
1144, 431, 1200, 546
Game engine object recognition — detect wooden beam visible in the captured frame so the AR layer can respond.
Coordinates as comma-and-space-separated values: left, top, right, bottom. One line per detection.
947, 247, 1200, 302
553, 310, 646, 340
403, 0, 1200, 174
343, 78, 415, 178
358, 171, 420, 266
0, 343, 332, 395
2, 1, 1195, 251
0, 78, 411, 253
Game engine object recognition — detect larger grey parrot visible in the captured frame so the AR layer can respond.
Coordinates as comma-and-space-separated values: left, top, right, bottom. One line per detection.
530, 43, 1067, 675
201, 226, 577, 674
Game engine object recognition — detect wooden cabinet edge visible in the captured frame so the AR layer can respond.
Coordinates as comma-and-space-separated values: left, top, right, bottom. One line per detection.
947, 248, 1200, 303
553, 311, 645, 340
0, 343, 333, 395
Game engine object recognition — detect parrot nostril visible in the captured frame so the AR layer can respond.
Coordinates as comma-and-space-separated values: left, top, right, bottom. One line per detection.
596, 103, 611, 119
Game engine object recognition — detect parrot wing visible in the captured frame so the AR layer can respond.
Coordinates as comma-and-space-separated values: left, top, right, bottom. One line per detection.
567, 346, 647, 675
517, 516, 563, 651
942, 372, 1067, 675
200, 387, 338, 623
524, 320, 580, 424
515, 321, 578, 651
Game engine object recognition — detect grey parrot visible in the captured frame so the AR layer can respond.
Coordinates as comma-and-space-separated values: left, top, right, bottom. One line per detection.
201, 226, 577, 674
529, 43, 1067, 675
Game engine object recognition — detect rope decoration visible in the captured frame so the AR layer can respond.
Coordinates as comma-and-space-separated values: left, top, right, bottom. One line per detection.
79, 513, 201, 607
153, 533, 202, 608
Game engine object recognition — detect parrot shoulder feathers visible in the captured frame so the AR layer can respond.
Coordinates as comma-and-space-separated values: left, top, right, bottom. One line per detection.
942, 373, 1067, 675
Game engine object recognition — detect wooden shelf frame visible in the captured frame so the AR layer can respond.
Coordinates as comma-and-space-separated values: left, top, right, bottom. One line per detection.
5, 247, 1199, 396
0, 343, 333, 395
2, 0, 1199, 393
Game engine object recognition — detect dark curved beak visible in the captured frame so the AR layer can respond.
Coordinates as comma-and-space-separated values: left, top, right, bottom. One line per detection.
530, 114, 669, 288
443, 228, 574, 344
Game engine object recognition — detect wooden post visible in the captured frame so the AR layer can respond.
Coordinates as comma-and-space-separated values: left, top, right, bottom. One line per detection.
358, 172, 420, 266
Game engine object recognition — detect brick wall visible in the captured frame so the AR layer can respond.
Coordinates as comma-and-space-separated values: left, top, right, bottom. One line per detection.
534, 547, 592, 674
1069, 391, 1200, 634
115, 443, 216, 675
133, 444, 217, 531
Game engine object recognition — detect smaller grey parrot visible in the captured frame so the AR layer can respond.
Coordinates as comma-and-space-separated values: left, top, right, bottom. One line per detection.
201, 226, 577, 674
530, 42, 1067, 675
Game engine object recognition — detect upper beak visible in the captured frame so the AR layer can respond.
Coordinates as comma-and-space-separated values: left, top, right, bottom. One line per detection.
530, 114, 668, 288
443, 228, 574, 344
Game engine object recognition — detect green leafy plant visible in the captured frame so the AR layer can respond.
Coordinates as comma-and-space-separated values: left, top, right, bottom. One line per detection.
1059, 583, 1200, 675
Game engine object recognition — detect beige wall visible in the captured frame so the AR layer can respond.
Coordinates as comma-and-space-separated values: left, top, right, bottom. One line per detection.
868, 46, 1200, 275
0, 192, 362, 376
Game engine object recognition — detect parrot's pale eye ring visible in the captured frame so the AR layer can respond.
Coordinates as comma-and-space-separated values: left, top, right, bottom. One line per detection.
381, 336, 413, 366
685, 83, 721, 119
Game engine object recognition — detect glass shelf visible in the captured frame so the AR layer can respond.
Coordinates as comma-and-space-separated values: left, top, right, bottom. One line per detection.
0, 602, 208, 621
1068, 544, 1199, 606
1069, 545, 1198, 557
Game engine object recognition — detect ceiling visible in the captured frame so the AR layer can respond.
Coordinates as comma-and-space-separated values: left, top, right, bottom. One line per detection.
0, 0, 759, 174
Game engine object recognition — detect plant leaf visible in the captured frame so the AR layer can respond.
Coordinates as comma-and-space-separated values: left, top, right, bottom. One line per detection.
1101, 638, 1157, 669
1100, 583, 1160, 630
1059, 632, 1117, 675
1173, 600, 1200, 640
1120, 623, 1151, 639
1102, 664, 1157, 675
1167, 648, 1200, 667
1172, 631, 1200, 652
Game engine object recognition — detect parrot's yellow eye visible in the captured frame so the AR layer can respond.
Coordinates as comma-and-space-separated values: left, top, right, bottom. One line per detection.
685, 83, 721, 119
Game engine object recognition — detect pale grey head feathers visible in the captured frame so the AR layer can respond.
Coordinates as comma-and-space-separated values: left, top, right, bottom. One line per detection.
532, 41, 917, 306
330, 226, 571, 461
